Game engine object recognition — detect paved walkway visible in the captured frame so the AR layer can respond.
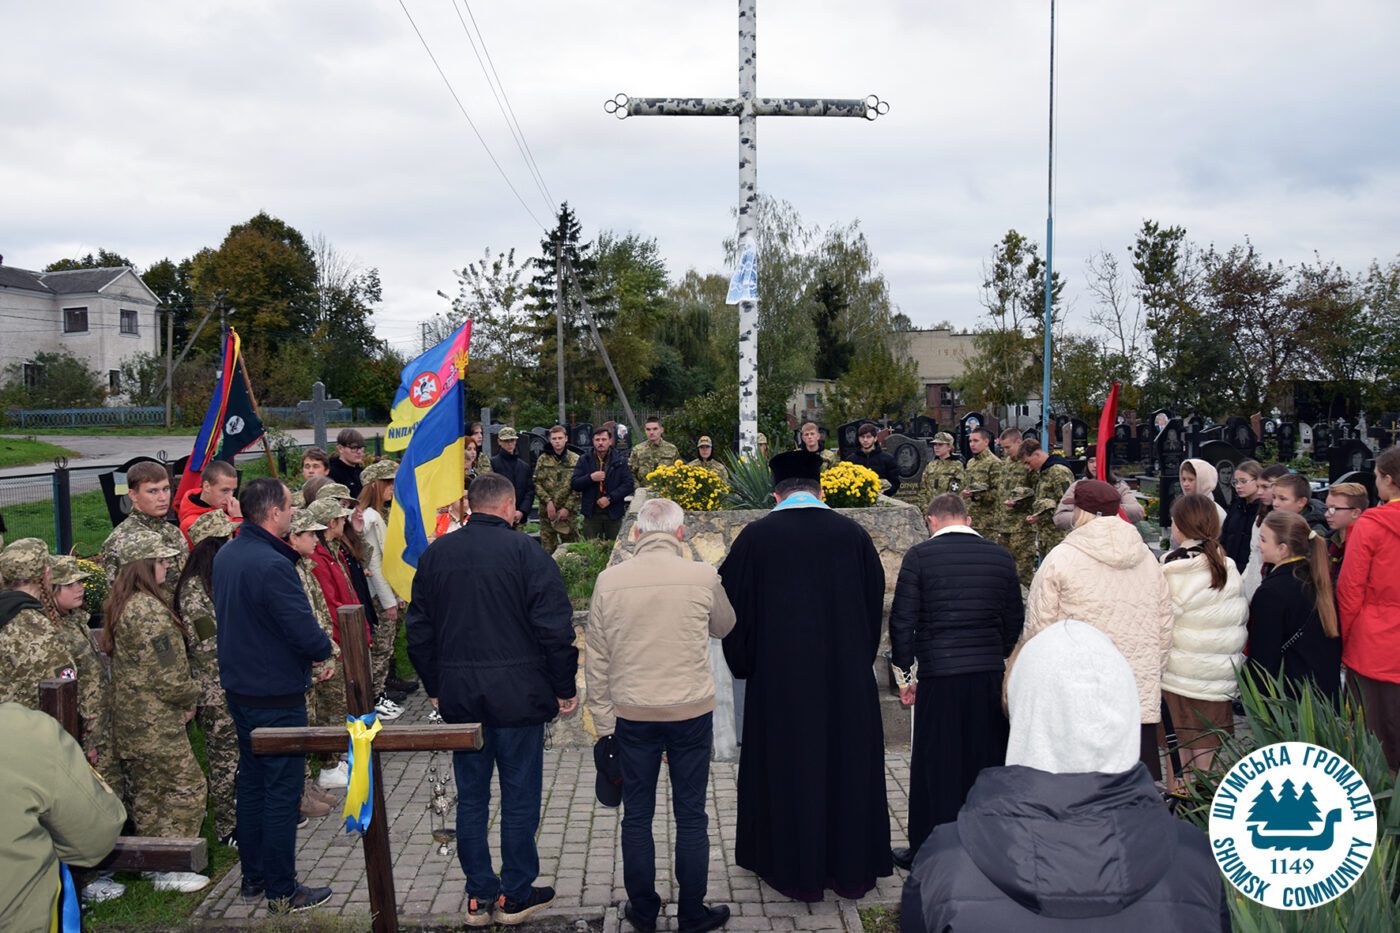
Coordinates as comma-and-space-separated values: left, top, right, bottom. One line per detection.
194, 693, 910, 930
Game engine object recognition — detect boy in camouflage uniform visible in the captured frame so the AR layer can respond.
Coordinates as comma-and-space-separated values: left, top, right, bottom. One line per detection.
99, 460, 188, 599
106, 529, 208, 888
174, 511, 240, 842
1020, 438, 1076, 560
630, 416, 680, 485
917, 432, 964, 512
961, 427, 1002, 535
0, 539, 79, 708
534, 425, 582, 554
994, 431, 1038, 586
688, 435, 731, 483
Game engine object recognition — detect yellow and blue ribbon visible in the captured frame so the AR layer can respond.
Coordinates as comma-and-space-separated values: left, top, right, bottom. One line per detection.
50, 864, 80, 932
342, 713, 382, 834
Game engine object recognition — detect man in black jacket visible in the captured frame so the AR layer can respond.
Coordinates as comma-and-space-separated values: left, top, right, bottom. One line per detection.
406, 473, 579, 926
845, 422, 901, 496
571, 425, 635, 541
489, 426, 535, 528
213, 478, 334, 913
888, 493, 1022, 870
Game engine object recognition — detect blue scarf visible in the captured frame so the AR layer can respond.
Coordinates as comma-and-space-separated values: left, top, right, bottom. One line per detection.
773, 491, 830, 511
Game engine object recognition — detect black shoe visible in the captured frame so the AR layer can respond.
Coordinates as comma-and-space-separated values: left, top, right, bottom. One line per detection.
385, 688, 409, 704
892, 846, 914, 871
464, 895, 498, 927
386, 676, 419, 694
240, 879, 264, 901
494, 886, 555, 925
268, 884, 333, 914
297, 815, 309, 829
678, 905, 730, 933
624, 900, 657, 933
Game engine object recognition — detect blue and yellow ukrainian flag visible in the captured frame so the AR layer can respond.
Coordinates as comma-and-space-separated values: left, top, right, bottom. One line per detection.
382, 323, 470, 598
384, 321, 472, 450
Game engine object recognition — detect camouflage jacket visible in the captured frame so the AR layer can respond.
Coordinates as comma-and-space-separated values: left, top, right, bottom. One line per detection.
297, 557, 341, 672
475, 453, 494, 475
963, 449, 1002, 504
688, 458, 731, 484
0, 604, 78, 709
176, 578, 222, 706
918, 457, 965, 508
99, 510, 189, 600
56, 609, 112, 753
997, 458, 1037, 530
534, 449, 582, 512
630, 440, 680, 485
109, 592, 201, 755
1031, 460, 1077, 519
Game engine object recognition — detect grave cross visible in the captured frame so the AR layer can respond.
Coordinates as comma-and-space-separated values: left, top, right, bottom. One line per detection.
296, 381, 342, 451
606, 0, 887, 455
252, 606, 481, 933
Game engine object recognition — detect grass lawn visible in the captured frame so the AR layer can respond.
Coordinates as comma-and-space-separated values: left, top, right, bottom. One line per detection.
0, 435, 80, 468
4, 488, 114, 555
0, 425, 198, 437
859, 905, 900, 933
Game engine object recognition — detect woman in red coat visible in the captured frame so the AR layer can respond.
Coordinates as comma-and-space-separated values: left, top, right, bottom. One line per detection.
1338, 445, 1400, 774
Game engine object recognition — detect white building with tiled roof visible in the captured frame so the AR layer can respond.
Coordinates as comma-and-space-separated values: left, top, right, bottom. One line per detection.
0, 259, 161, 396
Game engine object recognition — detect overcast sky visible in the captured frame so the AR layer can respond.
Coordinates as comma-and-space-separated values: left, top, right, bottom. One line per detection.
4, 1, 1399, 356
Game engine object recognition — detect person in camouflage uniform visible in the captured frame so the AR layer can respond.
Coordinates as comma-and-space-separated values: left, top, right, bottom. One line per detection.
99, 460, 188, 600
302, 499, 353, 788
994, 430, 1038, 586
688, 435, 731, 483
173, 511, 240, 841
46, 556, 119, 785
105, 529, 208, 855
917, 432, 965, 512
470, 422, 495, 475
1019, 438, 1076, 560
288, 508, 343, 806
797, 421, 840, 472
630, 416, 680, 485
534, 425, 581, 554
0, 539, 79, 709
961, 427, 1002, 535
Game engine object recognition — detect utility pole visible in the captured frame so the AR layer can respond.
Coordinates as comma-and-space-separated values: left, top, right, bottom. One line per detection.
554, 237, 566, 425
164, 301, 174, 428
1040, 0, 1057, 449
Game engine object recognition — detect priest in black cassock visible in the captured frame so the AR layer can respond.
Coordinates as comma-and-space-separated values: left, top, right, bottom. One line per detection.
719, 450, 892, 902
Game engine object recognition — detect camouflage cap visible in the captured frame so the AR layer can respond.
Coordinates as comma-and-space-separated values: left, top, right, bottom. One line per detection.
498, 426, 519, 442
933, 432, 955, 445
290, 509, 329, 535
111, 528, 181, 564
361, 459, 397, 484
697, 435, 714, 448
190, 510, 236, 546
307, 497, 353, 524
315, 482, 353, 503
50, 555, 91, 587
0, 537, 51, 583
756, 433, 768, 445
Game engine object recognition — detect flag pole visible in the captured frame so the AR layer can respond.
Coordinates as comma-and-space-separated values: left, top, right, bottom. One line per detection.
235, 348, 279, 478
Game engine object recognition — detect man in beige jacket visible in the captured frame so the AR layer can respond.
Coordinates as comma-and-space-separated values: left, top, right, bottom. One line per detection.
586, 498, 736, 933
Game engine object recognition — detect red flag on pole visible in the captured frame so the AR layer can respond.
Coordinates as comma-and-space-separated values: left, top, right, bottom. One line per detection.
1096, 381, 1120, 482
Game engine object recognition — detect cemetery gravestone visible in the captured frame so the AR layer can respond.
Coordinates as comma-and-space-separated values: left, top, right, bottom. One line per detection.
836, 421, 863, 458
1329, 438, 1374, 485
1225, 417, 1257, 457
296, 381, 342, 452
1069, 418, 1090, 457
911, 415, 938, 439
958, 412, 985, 463
1156, 418, 1188, 528
1335, 469, 1379, 507
570, 423, 594, 450
1138, 423, 1156, 474
1311, 423, 1331, 462
1112, 424, 1132, 469
1277, 422, 1298, 463
885, 434, 927, 487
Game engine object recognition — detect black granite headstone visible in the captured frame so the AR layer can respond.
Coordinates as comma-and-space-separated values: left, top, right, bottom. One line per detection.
1156, 418, 1188, 527
1277, 422, 1297, 462
1335, 469, 1378, 507
1225, 417, 1257, 456
958, 412, 986, 462
1112, 424, 1132, 470
1329, 439, 1374, 484
570, 423, 594, 450
911, 416, 938, 439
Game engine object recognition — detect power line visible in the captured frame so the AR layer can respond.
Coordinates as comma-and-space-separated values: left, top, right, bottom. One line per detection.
457, 0, 557, 211
395, 0, 548, 232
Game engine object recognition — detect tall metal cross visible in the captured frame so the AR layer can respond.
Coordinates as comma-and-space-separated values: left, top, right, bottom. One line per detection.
297, 380, 342, 451
607, 0, 887, 455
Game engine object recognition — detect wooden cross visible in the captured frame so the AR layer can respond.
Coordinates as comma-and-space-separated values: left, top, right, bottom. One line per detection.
38, 677, 209, 873
606, 0, 887, 456
296, 381, 342, 451
252, 605, 481, 933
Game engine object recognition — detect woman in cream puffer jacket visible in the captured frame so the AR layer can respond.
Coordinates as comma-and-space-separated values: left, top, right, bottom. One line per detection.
1160, 548, 1247, 702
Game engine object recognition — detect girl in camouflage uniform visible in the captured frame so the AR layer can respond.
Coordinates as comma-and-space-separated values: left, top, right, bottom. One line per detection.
172, 510, 240, 845
101, 528, 210, 893
288, 508, 340, 816
0, 539, 78, 709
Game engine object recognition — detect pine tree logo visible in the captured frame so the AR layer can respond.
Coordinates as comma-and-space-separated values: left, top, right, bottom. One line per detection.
1249, 779, 1323, 832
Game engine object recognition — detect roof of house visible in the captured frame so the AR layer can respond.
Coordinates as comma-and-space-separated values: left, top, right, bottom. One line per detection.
0, 266, 52, 293
0, 265, 157, 303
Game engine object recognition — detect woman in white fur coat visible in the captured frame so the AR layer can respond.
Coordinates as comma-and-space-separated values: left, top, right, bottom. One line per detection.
1159, 494, 1248, 784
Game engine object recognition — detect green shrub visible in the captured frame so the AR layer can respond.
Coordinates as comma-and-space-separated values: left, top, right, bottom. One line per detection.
555, 538, 613, 608
724, 452, 773, 510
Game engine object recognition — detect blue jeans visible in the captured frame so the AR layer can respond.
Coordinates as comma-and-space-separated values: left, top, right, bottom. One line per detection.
227, 699, 307, 900
616, 714, 713, 926
453, 723, 545, 902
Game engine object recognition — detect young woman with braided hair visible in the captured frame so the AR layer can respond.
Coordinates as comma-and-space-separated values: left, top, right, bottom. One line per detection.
1247, 510, 1341, 701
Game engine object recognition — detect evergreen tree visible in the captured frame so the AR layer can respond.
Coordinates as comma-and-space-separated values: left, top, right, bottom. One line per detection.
811, 276, 854, 379
1247, 780, 1278, 825
525, 203, 608, 415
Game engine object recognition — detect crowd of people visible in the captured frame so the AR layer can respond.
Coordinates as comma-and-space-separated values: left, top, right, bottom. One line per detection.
2, 414, 1397, 930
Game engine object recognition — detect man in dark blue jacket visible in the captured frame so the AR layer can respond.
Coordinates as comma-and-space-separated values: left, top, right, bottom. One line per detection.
214, 477, 334, 914
407, 472, 579, 926
571, 425, 635, 541
489, 426, 535, 528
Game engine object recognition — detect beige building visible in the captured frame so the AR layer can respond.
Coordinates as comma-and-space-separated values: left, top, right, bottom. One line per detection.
901, 328, 978, 425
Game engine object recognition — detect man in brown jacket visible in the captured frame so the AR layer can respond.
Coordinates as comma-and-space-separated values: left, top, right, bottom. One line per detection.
586, 497, 736, 933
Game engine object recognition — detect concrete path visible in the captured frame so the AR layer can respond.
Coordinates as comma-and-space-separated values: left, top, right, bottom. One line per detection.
193, 692, 910, 930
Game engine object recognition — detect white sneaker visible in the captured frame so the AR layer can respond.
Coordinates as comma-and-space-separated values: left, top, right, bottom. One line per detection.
427, 707, 444, 724
81, 876, 126, 903
148, 871, 210, 893
374, 696, 404, 721
316, 760, 349, 789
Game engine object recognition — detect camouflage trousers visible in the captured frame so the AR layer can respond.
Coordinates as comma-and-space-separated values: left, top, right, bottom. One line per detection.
120, 732, 207, 838
371, 615, 398, 700
313, 667, 347, 766
1007, 527, 1039, 588
968, 503, 1000, 539
1037, 523, 1068, 561
540, 519, 578, 556
199, 698, 239, 838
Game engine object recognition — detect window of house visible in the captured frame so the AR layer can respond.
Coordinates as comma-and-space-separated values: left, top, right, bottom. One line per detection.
805, 393, 818, 411
63, 307, 88, 333
120, 309, 139, 335
109, 370, 121, 393
940, 385, 957, 405
23, 362, 42, 389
